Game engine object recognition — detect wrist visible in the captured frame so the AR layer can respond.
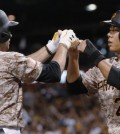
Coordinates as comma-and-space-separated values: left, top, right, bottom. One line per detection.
69, 55, 79, 60
59, 38, 71, 49
45, 45, 53, 56
46, 40, 57, 54
59, 43, 68, 50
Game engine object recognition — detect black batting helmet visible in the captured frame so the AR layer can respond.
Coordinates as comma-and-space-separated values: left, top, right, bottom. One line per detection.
102, 10, 120, 39
0, 9, 19, 43
102, 10, 120, 27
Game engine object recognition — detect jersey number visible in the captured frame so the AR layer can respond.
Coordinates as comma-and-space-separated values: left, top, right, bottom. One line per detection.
115, 98, 120, 116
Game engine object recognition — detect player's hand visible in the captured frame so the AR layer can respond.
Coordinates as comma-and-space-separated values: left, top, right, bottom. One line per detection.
59, 29, 79, 49
46, 30, 62, 54
77, 40, 86, 52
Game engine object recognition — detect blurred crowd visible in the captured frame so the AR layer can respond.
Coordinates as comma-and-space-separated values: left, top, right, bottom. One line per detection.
22, 82, 108, 134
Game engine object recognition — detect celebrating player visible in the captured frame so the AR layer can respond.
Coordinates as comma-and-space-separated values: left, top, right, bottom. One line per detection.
67, 10, 120, 134
0, 9, 79, 134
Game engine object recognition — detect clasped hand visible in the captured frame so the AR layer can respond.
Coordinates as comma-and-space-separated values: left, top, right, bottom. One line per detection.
59, 29, 80, 49
46, 29, 80, 54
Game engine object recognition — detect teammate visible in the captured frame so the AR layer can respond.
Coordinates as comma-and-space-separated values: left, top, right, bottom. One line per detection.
66, 10, 120, 134
0, 9, 79, 134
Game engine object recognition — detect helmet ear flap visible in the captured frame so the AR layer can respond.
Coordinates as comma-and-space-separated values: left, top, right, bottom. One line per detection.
0, 32, 11, 43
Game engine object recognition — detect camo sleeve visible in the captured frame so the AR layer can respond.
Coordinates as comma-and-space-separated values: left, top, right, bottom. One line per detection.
82, 67, 103, 95
7, 52, 42, 83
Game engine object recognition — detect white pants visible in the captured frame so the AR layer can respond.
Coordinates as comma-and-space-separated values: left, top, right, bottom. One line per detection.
3, 128, 21, 134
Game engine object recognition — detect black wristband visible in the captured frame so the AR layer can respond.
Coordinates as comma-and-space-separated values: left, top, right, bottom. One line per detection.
84, 39, 105, 66
90, 50, 105, 66
45, 45, 53, 56
66, 77, 88, 95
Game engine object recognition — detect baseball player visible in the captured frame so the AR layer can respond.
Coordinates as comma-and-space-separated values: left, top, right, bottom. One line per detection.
67, 10, 120, 134
0, 9, 79, 134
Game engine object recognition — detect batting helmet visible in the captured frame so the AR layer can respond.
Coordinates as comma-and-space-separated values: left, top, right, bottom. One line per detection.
0, 9, 19, 43
102, 10, 120, 27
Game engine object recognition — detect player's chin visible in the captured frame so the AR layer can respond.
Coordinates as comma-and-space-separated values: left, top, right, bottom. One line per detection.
109, 47, 116, 52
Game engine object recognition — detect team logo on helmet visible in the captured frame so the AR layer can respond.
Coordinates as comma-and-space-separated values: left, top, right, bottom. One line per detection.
111, 12, 116, 19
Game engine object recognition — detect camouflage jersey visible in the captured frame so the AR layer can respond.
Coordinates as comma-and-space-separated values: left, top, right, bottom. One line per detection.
82, 57, 120, 134
0, 51, 42, 128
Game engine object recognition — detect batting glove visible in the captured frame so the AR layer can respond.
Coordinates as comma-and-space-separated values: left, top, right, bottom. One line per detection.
46, 30, 62, 54
59, 29, 79, 49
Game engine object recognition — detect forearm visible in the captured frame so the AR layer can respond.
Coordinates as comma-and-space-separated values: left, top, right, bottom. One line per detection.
51, 44, 68, 73
67, 56, 80, 83
28, 46, 51, 63
37, 44, 68, 82
66, 55, 88, 94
